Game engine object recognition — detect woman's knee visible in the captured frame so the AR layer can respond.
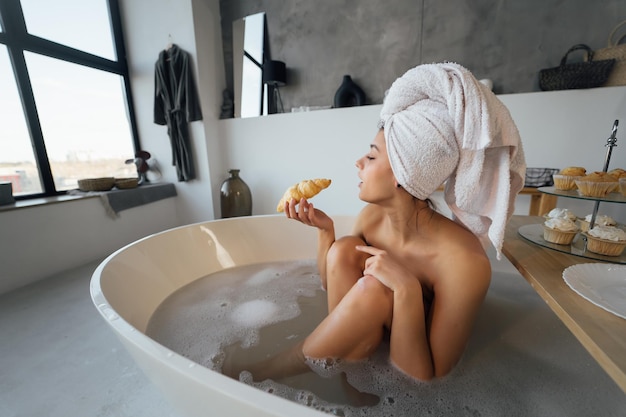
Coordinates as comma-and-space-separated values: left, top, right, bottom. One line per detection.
340, 275, 393, 339
325, 236, 370, 311
327, 236, 368, 269
355, 275, 393, 306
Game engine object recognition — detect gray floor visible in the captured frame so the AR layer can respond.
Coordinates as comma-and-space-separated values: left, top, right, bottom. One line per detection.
1, 256, 625, 417
0, 260, 182, 417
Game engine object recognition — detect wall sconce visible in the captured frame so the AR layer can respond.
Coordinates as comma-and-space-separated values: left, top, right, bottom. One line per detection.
263, 60, 286, 113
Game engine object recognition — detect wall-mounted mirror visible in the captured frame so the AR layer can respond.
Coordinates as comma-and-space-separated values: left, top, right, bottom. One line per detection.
232, 12, 268, 118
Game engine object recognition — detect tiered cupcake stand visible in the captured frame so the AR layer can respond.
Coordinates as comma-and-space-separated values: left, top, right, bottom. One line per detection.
518, 120, 626, 265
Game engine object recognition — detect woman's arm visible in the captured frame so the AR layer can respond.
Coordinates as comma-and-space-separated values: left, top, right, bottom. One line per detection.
423, 254, 491, 377
390, 257, 490, 378
315, 226, 335, 288
388, 282, 433, 379
357, 245, 491, 380
285, 198, 335, 287
355, 245, 433, 379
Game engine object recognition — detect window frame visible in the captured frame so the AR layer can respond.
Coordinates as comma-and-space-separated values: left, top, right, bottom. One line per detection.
0, 0, 139, 200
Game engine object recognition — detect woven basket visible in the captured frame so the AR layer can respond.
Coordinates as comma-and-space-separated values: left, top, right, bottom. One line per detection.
539, 44, 615, 91
593, 20, 626, 86
524, 168, 559, 187
77, 177, 115, 192
115, 177, 139, 189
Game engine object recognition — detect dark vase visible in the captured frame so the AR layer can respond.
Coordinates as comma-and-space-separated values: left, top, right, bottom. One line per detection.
333, 75, 366, 108
220, 169, 252, 218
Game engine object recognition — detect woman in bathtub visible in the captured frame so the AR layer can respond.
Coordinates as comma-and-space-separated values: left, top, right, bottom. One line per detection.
234, 63, 525, 382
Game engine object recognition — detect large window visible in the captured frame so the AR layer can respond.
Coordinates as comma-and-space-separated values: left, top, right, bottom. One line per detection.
0, 0, 138, 198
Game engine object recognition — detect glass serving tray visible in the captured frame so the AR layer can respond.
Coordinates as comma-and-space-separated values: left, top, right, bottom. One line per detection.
518, 223, 626, 265
538, 186, 626, 203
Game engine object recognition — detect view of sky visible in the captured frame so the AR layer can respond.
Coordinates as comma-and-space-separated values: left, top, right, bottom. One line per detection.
1, 0, 135, 164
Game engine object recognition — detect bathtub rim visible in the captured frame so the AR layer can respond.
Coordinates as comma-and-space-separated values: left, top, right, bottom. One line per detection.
90, 214, 356, 417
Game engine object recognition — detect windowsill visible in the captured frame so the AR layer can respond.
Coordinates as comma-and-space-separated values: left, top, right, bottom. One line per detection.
0, 182, 177, 215
0, 194, 89, 212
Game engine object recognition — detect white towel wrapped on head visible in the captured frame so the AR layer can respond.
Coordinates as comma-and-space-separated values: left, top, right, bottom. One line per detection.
379, 62, 526, 258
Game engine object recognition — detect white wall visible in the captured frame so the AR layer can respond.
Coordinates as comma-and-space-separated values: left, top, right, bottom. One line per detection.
0, 198, 179, 295
217, 105, 380, 217
216, 86, 626, 223
119, 0, 223, 225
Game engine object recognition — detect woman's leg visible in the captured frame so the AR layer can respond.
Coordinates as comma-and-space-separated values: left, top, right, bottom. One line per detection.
224, 275, 393, 382
303, 275, 393, 361
224, 340, 310, 382
325, 236, 371, 312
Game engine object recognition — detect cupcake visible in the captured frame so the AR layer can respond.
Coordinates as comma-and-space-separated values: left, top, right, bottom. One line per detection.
553, 166, 586, 190
543, 218, 579, 245
579, 213, 617, 232
544, 208, 577, 222
608, 168, 626, 180
560, 166, 587, 176
575, 171, 619, 197
584, 226, 626, 256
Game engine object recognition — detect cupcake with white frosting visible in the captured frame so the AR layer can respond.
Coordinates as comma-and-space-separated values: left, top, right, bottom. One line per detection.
579, 214, 617, 232
584, 226, 626, 257
543, 218, 579, 245
544, 208, 578, 222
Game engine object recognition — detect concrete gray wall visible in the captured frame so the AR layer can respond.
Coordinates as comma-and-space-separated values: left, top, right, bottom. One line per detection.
219, 0, 626, 113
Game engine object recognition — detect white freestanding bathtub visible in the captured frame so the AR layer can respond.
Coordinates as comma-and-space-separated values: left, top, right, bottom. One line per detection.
90, 215, 355, 417
91, 214, 626, 417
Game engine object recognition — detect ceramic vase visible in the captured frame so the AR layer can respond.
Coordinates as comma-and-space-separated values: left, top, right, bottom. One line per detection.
333, 75, 366, 108
220, 169, 252, 218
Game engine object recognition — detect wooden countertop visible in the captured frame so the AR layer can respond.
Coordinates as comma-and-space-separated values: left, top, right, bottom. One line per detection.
502, 215, 626, 393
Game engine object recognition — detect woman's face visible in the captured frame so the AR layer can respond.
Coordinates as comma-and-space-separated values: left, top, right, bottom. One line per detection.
355, 129, 397, 203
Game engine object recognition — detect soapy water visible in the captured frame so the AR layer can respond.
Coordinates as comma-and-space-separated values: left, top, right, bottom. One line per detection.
146, 260, 626, 417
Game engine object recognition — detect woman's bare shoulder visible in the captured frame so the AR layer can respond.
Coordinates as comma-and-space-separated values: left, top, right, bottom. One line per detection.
352, 204, 383, 236
433, 219, 491, 280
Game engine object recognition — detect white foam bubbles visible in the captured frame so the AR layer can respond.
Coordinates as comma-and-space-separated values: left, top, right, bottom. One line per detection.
146, 260, 321, 368
145, 260, 626, 417
230, 300, 280, 328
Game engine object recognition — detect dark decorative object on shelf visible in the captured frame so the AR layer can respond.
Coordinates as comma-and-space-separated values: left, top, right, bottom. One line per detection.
263, 60, 287, 113
125, 150, 152, 185
220, 169, 252, 218
333, 75, 366, 108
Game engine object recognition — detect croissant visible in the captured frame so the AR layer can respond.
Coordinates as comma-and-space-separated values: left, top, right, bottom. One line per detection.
276, 178, 332, 212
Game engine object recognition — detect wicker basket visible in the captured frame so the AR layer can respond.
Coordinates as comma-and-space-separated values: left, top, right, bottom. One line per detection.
115, 177, 139, 189
77, 177, 115, 192
524, 167, 559, 187
593, 20, 626, 87
539, 44, 615, 91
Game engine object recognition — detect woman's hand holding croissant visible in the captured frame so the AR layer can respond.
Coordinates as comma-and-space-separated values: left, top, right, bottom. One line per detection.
284, 198, 333, 232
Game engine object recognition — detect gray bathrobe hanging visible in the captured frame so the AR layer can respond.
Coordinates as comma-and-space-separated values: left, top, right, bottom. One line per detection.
154, 44, 203, 182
